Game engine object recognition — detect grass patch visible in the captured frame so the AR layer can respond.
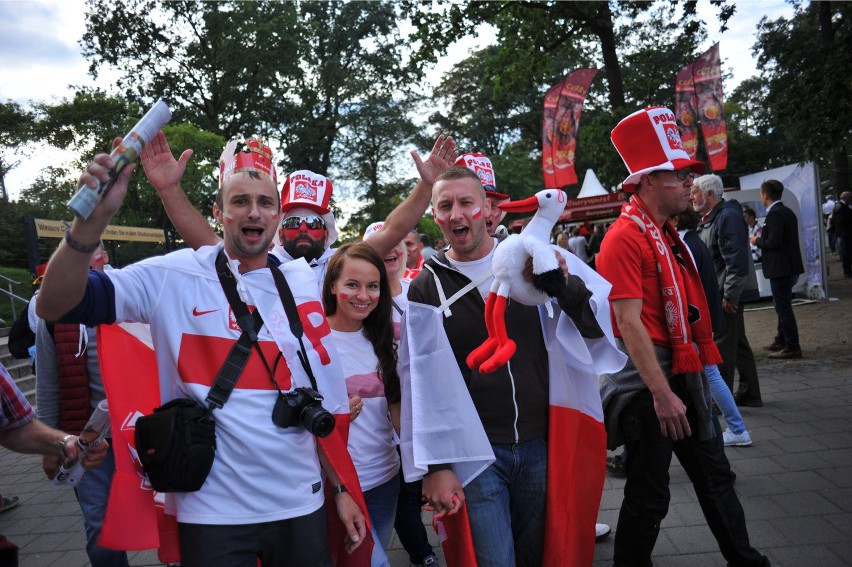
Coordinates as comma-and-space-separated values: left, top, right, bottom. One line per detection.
0, 266, 35, 325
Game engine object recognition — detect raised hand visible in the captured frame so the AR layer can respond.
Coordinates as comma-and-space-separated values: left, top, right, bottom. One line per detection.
411, 134, 458, 186
140, 130, 193, 194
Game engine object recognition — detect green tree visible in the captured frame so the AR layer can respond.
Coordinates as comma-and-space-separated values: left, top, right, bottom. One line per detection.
82, 0, 302, 140
406, 1, 732, 113
336, 95, 419, 235
0, 101, 37, 201
754, 2, 852, 193
81, 0, 418, 181
276, 1, 418, 175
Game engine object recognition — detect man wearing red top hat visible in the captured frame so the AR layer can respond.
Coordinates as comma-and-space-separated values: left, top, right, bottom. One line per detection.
140, 131, 457, 292
598, 107, 769, 567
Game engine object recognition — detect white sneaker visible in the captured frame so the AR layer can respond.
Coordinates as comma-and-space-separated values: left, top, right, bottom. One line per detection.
723, 429, 753, 447
595, 523, 611, 541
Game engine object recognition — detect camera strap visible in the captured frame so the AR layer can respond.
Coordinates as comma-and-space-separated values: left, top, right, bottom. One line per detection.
210, 250, 321, 412
207, 251, 273, 411
267, 261, 321, 392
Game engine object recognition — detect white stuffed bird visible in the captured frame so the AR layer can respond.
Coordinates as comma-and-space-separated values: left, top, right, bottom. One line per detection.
466, 188, 568, 374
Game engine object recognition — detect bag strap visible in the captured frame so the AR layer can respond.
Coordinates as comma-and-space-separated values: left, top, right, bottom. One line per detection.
267, 263, 320, 392
207, 251, 268, 411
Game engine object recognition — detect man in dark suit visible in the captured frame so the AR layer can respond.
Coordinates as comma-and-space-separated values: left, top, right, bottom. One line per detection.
752, 179, 805, 359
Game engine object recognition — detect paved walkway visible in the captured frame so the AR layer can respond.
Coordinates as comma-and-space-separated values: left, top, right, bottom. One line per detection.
3, 353, 850, 566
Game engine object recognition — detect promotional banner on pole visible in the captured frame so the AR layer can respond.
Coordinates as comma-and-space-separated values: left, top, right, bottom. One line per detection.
693, 43, 728, 170
542, 81, 563, 189
675, 63, 699, 159
542, 68, 598, 188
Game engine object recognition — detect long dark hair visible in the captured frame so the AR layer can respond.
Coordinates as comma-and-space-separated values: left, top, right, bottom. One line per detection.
322, 243, 401, 403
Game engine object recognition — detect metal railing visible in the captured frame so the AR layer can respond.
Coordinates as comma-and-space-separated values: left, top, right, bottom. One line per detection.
0, 273, 29, 324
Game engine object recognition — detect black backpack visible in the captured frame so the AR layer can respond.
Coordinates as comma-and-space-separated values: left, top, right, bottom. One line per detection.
7, 299, 35, 359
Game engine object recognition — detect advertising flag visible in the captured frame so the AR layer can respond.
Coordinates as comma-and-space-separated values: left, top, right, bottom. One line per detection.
675, 63, 700, 159
542, 69, 598, 188
542, 81, 563, 189
693, 43, 728, 170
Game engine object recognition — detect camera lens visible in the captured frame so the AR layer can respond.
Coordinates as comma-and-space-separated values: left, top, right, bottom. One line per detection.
301, 405, 336, 438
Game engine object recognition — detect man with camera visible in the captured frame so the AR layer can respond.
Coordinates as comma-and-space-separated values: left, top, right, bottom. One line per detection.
37, 137, 365, 566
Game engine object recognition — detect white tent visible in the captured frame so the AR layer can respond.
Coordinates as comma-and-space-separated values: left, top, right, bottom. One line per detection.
576, 169, 608, 198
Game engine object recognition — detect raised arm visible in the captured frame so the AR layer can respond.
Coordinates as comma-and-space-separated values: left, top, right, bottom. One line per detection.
141, 130, 220, 249
366, 135, 457, 257
37, 147, 132, 321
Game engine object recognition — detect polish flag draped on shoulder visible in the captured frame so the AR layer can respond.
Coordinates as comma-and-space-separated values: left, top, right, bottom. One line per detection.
398, 251, 626, 566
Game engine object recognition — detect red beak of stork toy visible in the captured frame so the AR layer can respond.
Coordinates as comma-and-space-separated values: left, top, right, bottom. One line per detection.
466, 188, 568, 374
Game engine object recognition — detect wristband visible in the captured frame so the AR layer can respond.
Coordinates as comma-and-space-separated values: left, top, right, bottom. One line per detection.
331, 484, 347, 495
59, 434, 73, 460
64, 231, 100, 254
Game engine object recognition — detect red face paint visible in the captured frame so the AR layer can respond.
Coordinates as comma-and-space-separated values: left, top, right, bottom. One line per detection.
223, 213, 235, 223
471, 207, 482, 219
337, 292, 350, 300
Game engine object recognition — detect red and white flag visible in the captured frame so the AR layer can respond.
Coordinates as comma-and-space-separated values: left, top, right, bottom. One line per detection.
97, 321, 372, 565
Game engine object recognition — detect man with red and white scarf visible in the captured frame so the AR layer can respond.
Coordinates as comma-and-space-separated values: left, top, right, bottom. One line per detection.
598, 107, 769, 567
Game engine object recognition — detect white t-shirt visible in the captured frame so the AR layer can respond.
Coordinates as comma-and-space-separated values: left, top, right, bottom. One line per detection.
447, 239, 497, 298
331, 329, 399, 491
568, 235, 589, 262
392, 280, 410, 340
105, 244, 347, 525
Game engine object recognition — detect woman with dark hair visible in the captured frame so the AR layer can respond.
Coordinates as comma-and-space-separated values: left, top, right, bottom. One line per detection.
322, 242, 401, 567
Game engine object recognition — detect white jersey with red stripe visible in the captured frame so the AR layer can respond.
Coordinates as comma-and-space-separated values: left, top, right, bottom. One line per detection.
104, 243, 348, 525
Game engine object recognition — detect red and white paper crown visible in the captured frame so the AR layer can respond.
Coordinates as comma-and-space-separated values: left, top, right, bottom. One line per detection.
454, 153, 509, 201
610, 106, 705, 192
280, 170, 333, 215
218, 137, 277, 189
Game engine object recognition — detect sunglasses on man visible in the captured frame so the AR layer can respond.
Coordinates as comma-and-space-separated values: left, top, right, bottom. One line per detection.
652, 169, 697, 181
282, 216, 325, 230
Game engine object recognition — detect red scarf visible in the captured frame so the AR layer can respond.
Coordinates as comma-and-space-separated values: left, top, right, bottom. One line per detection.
621, 195, 722, 374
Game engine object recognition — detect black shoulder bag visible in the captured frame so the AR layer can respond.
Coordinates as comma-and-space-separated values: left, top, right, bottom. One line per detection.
134, 252, 267, 492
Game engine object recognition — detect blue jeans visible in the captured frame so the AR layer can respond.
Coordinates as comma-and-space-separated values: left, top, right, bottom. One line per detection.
464, 436, 547, 567
614, 380, 766, 567
74, 446, 129, 567
705, 364, 747, 435
363, 473, 400, 567
394, 475, 434, 563
770, 274, 800, 350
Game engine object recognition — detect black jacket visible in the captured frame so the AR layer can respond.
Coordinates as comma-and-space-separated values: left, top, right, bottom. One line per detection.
755, 201, 804, 279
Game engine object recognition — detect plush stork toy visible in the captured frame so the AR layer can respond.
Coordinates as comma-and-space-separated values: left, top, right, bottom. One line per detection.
466, 188, 568, 374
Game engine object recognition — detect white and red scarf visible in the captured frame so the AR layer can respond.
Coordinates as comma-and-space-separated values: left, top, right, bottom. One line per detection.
620, 195, 722, 373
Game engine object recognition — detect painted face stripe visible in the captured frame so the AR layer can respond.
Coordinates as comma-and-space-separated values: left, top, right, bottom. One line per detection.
471, 207, 482, 219
223, 213, 235, 223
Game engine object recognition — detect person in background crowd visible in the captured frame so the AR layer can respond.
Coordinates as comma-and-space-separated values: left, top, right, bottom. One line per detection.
751, 179, 805, 360
36, 242, 129, 567
567, 227, 590, 263
824, 195, 837, 253
832, 192, 852, 277
674, 207, 753, 448
742, 205, 762, 264
420, 234, 437, 261
692, 174, 764, 407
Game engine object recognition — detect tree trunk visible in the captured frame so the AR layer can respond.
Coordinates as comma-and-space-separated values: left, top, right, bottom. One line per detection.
593, 3, 626, 111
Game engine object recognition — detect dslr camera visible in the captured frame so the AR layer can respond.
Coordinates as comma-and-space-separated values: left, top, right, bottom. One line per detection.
272, 387, 335, 438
